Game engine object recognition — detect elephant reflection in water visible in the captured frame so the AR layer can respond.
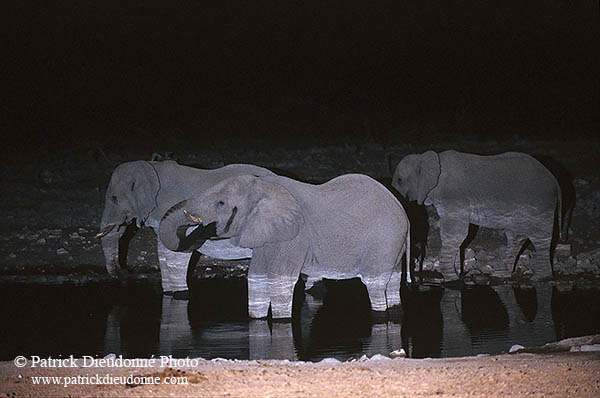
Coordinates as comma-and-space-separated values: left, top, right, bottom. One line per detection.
296, 279, 403, 361
102, 281, 558, 360
103, 283, 163, 357
435, 284, 555, 357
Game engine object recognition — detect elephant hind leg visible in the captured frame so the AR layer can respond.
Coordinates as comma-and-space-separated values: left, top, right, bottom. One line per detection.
361, 275, 390, 312
385, 269, 402, 308
529, 235, 553, 281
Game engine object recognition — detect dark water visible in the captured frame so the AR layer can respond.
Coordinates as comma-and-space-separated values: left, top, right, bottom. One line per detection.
1, 278, 599, 362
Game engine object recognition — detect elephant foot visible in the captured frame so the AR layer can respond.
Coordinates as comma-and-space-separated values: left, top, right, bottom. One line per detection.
248, 300, 271, 319
270, 301, 293, 319
440, 270, 460, 285
386, 295, 401, 308
173, 290, 190, 300
107, 267, 128, 279
530, 271, 553, 282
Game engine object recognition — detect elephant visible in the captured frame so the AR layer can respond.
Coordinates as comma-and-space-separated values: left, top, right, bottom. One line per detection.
159, 174, 411, 319
391, 150, 562, 282
96, 160, 275, 294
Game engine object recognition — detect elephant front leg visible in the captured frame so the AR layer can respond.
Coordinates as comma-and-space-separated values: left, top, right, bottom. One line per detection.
438, 217, 469, 282
269, 275, 298, 319
156, 238, 190, 294
248, 250, 270, 318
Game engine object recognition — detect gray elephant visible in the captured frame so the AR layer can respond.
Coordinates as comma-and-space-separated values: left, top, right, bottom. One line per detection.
96, 160, 275, 294
159, 174, 410, 319
392, 150, 561, 282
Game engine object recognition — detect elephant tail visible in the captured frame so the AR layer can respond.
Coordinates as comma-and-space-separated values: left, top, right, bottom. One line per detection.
555, 178, 564, 241
406, 223, 411, 284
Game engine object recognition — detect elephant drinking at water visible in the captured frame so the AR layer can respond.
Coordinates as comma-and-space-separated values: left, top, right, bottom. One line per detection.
391, 150, 562, 282
96, 161, 274, 295
159, 174, 411, 319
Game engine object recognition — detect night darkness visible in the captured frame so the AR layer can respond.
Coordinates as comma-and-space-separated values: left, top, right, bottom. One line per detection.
3, 2, 600, 385
4, 1, 599, 162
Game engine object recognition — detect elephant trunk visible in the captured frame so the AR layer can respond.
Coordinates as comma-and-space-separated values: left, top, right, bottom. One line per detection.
99, 224, 123, 278
159, 200, 201, 252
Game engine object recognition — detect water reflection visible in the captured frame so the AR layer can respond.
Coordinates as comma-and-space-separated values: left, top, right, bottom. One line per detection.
0, 280, 599, 361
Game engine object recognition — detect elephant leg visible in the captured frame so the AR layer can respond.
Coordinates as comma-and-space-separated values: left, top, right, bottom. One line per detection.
156, 239, 190, 293
439, 217, 469, 281
362, 275, 390, 312
269, 274, 298, 319
501, 230, 523, 277
248, 249, 270, 319
530, 234, 553, 281
386, 269, 402, 308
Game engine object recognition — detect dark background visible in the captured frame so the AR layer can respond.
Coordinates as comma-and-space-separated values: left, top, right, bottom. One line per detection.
3, 1, 598, 162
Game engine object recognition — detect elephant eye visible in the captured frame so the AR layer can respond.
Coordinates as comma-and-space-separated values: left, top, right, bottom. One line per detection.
112, 195, 118, 203
216, 200, 225, 208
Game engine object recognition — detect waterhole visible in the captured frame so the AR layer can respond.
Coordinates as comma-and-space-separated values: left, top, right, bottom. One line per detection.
1, 278, 599, 361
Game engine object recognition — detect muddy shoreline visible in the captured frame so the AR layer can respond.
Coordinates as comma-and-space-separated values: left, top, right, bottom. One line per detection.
2, 337, 599, 397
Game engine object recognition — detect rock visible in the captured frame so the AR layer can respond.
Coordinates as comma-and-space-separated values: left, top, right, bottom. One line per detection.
8, 253, 17, 259
36, 238, 47, 245
370, 354, 391, 361
580, 344, 600, 352
509, 344, 525, 353
104, 353, 117, 360
557, 256, 578, 275
464, 248, 476, 260
56, 248, 68, 255
554, 243, 572, 260
69, 232, 80, 239
319, 358, 340, 363
463, 257, 477, 272
518, 252, 532, 266
389, 349, 406, 358
482, 265, 494, 275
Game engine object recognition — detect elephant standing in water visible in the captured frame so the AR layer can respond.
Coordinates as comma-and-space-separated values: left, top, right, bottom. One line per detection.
159, 174, 410, 319
392, 150, 562, 282
96, 161, 274, 294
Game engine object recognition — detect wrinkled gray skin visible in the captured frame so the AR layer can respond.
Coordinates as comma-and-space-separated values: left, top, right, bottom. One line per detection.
159, 174, 410, 319
392, 150, 562, 282
98, 161, 274, 292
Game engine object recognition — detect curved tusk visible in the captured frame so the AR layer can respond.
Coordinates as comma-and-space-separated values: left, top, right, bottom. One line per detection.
184, 209, 203, 223
94, 224, 116, 239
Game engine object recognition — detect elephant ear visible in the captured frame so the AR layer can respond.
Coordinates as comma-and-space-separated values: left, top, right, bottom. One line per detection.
131, 161, 161, 224
236, 180, 303, 248
416, 151, 441, 205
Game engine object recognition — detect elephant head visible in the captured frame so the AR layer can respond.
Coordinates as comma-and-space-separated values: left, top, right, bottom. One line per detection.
159, 175, 303, 251
97, 161, 160, 277
392, 151, 441, 205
